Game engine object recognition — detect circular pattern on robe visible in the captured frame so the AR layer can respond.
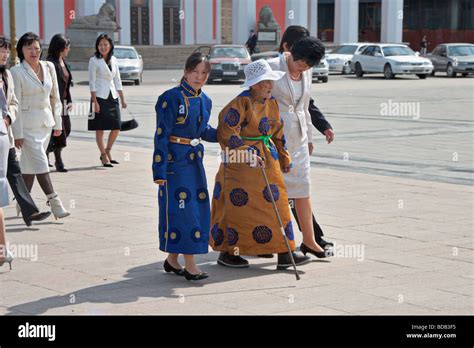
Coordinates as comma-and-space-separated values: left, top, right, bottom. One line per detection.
186, 149, 196, 164
258, 117, 270, 135
224, 108, 241, 127
285, 221, 294, 241
197, 150, 203, 158
229, 135, 245, 150
191, 227, 203, 243
167, 149, 176, 162
213, 182, 222, 200
227, 228, 239, 246
269, 144, 279, 160
263, 184, 280, 203
159, 187, 164, 198
175, 187, 191, 203
197, 188, 209, 203
154, 150, 165, 166
211, 224, 224, 246
156, 127, 164, 138
247, 145, 261, 158
229, 188, 249, 207
252, 225, 273, 244
165, 228, 181, 244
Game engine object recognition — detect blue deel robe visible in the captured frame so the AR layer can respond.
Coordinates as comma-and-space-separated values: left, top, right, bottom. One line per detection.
153, 80, 218, 254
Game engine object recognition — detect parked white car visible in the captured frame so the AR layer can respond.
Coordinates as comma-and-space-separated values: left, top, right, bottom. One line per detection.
312, 58, 329, 82
351, 44, 433, 79
326, 43, 367, 74
115, 45, 143, 85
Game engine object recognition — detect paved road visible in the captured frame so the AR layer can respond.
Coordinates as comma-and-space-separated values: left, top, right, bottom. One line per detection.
69, 70, 474, 185
1, 70, 472, 316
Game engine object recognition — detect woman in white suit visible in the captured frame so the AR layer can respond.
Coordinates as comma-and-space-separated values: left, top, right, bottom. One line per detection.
10, 32, 70, 220
88, 33, 127, 167
0, 36, 17, 269
267, 36, 330, 258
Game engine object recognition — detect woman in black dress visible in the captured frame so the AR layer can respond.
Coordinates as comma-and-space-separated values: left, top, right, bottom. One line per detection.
88, 34, 127, 167
46, 34, 73, 172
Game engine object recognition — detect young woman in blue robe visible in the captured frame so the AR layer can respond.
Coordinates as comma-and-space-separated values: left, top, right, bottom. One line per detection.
153, 52, 217, 281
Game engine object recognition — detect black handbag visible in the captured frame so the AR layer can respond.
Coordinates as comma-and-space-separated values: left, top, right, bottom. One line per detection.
121, 109, 139, 131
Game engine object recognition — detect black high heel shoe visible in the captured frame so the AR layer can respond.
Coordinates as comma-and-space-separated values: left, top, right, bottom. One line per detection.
164, 259, 185, 276
300, 243, 332, 258
100, 154, 113, 167
24, 212, 51, 226
183, 269, 209, 281
106, 148, 119, 164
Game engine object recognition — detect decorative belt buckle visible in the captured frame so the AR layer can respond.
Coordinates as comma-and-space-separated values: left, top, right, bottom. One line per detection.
190, 138, 200, 147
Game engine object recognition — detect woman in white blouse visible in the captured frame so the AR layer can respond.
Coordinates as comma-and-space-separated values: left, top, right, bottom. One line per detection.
88, 34, 127, 167
267, 36, 330, 258
10, 32, 70, 220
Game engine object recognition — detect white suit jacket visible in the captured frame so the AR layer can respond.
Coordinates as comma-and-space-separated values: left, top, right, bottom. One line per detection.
0, 69, 19, 147
10, 60, 62, 139
88, 56, 123, 100
267, 53, 313, 144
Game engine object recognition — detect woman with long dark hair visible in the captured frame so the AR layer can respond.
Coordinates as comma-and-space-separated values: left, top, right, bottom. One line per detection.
88, 33, 127, 167
46, 34, 73, 172
153, 52, 217, 281
10, 32, 70, 220
0, 36, 15, 269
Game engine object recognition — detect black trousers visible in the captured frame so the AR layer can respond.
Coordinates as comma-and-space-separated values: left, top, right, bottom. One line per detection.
289, 199, 324, 240
6, 148, 39, 218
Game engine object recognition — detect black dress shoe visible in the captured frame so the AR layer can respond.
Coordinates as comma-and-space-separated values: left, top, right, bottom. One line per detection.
257, 254, 274, 258
217, 252, 249, 268
24, 211, 51, 226
164, 259, 185, 276
110, 160, 119, 164
183, 269, 209, 281
317, 238, 334, 249
55, 162, 68, 173
300, 243, 333, 258
277, 252, 311, 270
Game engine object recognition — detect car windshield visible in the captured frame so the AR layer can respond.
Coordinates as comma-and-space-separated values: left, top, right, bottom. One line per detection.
115, 49, 138, 59
211, 47, 248, 58
331, 45, 358, 54
448, 45, 474, 56
383, 46, 415, 57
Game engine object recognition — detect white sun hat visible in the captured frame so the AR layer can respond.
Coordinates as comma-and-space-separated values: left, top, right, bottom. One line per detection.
241, 59, 286, 88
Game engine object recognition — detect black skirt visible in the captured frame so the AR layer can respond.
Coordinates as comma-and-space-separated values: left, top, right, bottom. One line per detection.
88, 92, 121, 131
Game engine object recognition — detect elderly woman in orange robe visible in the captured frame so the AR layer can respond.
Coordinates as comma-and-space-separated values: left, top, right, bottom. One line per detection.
209, 59, 310, 270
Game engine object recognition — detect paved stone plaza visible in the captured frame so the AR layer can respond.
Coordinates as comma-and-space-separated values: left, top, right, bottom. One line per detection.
0, 71, 472, 315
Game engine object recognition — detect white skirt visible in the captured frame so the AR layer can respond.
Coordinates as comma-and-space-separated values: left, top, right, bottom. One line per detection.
282, 114, 311, 199
0, 133, 10, 207
19, 127, 52, 174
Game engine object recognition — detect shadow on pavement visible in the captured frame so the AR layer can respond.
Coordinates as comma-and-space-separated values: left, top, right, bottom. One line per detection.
5, 253, 307, 315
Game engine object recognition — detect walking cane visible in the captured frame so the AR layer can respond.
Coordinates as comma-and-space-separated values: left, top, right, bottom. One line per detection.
257, 161, 300, 280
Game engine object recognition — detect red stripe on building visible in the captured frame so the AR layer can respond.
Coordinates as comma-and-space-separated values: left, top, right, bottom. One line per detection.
212, 0, 216, 41
64, 0, 76, 30
39, 0, 44, 39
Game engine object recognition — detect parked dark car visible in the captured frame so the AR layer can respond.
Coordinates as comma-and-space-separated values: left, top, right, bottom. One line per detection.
427, 43, 474, 77
195, 45, 251, 83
